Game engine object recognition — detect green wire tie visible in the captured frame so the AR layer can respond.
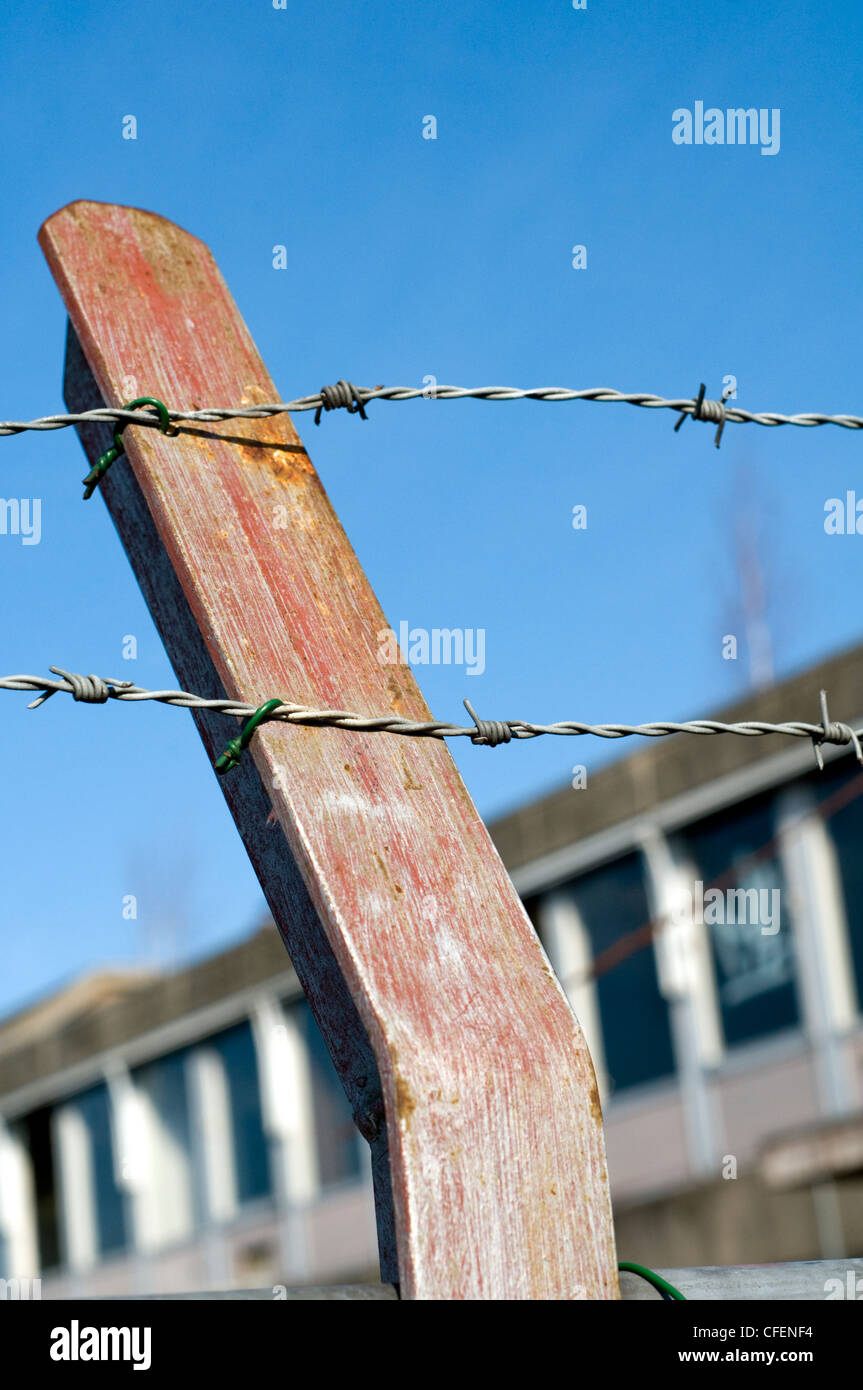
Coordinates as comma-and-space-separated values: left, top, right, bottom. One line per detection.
618, 1261, 687, 1301
215, 698, 285, 776
82, 397, 174, 500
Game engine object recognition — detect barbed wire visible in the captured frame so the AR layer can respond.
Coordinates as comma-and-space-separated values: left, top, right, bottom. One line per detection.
3, 669, 861, 768
2, 381, 863, 444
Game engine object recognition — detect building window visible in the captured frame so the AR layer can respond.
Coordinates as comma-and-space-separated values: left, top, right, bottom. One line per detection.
563, 854, 675, 1093
682, 793, 799, 1048
805, 758, 863, 1014
73, 1082, 127, 1257
287, 1000, 362, 1188
20, 1107, 60, 1272
208, 1021, 271, 1204
132, 1048, 197, 1246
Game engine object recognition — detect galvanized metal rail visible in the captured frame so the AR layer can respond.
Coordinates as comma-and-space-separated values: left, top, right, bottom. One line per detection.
93, 1259, 863, 1301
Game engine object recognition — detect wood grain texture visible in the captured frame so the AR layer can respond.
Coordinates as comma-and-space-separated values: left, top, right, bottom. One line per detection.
41, 200, 619, 1300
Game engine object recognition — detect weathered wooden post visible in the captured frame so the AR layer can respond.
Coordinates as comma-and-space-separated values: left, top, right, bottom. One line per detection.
40, 200, 618, 1299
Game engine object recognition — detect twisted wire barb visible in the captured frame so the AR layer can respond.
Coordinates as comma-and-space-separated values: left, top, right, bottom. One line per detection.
4, 669, 861, 765
2, 384, 863, 438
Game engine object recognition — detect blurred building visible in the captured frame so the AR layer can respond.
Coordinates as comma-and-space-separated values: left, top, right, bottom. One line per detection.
0, 932, 380, 1295
2, 643, 863, 1294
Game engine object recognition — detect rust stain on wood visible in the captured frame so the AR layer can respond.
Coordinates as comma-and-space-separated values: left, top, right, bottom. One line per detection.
589, 1083, 603, 1127
394, 1070, 416, 1124
400, 754, 423, 791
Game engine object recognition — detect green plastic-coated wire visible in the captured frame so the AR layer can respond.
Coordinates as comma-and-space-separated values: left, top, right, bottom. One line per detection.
618, 1261, 687, 1300
82, 397, 173, 500
215, 698, 285, 776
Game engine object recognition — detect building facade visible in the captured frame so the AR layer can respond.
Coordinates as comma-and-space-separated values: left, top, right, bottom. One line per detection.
0, 936, 379, 1295
2, 644, 863, 1293
499, 642, 863, 1267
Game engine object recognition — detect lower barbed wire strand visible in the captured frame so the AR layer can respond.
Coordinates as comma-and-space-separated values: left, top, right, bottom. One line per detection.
3, 385, 863, 437
2, 670, 862, 762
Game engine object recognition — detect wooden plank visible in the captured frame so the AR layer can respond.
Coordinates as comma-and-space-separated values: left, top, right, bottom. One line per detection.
60, 325, 399, 1286
40, 200, 618, 1300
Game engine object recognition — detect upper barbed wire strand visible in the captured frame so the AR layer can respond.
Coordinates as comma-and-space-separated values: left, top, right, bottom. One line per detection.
3, 671, 862, 763
2, 385, 863, 436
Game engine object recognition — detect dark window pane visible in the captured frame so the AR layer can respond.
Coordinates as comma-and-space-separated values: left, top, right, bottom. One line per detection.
288, 1000, 362, 1188
209, 1021, 271, 1204
682, 794, 799, 1047
21, 1107, 60, 1271
567, 854, 675, 1092
74, 1082, 127, 1256
134, 1051, 192, 1152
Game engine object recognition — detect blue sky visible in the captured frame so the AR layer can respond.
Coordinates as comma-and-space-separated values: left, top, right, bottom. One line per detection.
1, 0, 862, 1015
